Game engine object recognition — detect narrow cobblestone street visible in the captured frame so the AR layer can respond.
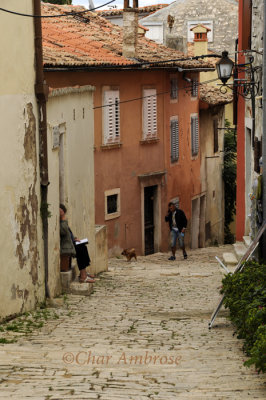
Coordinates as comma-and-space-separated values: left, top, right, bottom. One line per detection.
0, 246, 265, 399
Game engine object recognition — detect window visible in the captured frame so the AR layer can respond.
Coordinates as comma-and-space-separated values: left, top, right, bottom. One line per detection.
103, 89, 120, 144
191, 79, 198, 98
142, 88, 157, 139
104, 188, 120, 220
191, 115, 199, 156
170, 78, 178, 100
187, 20, 213, 42
170, 118, 179, 162
213, 119, 218, 153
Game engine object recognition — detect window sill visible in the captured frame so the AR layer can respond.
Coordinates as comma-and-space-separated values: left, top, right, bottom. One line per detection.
140, 138, 159, 145
101, 142, 122, 150
105, 212, 120, 221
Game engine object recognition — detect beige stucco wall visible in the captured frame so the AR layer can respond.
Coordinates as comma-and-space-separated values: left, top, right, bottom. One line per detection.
200, 107, 225, 244
0, 1, 45, 320
47, 86, 97, 288
200, 70, 234, 127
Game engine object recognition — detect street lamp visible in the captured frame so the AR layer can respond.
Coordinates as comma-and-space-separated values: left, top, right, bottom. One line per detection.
216, 51, 234, 84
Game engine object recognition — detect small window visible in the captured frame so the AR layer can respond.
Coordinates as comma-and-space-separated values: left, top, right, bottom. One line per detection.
107, 194, 118, 214
105, 188, 120, 220
213, 119, 218, 153
170, 78, 178, 100
191, 115, 199, 156
170, 118, 179, 162
191, 79, 198, 98
142, 88, 157, 139
103, 89, 120, 144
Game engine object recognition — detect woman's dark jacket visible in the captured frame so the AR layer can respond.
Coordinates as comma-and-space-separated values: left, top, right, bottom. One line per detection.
60, 220, 76, 256
165, 209, 187, 231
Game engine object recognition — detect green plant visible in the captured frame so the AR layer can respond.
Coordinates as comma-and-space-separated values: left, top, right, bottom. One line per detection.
221, 261, 266, 372
40, 201, 52, 219
223, 120, 237, 243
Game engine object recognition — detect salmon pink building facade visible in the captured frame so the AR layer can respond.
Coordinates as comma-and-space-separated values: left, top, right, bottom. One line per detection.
42, 3, 214, 256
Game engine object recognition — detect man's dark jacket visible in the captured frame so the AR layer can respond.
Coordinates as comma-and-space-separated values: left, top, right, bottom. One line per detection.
165, 208, 187, 231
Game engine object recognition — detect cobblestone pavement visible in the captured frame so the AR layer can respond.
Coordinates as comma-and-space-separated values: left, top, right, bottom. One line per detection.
0, 246, 265, 399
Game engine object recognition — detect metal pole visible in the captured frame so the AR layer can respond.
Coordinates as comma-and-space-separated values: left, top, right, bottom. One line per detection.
262, 0, 266, 261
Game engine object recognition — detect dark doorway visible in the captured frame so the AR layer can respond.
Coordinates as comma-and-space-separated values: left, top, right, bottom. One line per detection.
144, 186, 156, 255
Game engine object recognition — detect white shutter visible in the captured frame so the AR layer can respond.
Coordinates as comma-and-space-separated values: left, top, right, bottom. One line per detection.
191, 115, 199, 156
171, 119, 179, 162
103, 90, 120, 144
143, 88, 157, 139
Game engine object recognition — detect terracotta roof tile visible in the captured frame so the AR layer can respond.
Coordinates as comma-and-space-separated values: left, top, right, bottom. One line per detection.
200, 84, 233, 106
42, 3, 213, 70
97, 4, 169, 17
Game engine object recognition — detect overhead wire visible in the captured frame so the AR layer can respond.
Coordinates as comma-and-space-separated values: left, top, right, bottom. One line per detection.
93, 76, 225, 110
0, 0, 115, 18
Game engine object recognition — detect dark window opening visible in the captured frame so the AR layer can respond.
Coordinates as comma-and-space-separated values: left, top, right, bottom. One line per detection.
107, 194, 118, 214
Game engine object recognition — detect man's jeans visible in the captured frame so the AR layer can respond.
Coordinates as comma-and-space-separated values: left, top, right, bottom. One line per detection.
170, 228, 184, 248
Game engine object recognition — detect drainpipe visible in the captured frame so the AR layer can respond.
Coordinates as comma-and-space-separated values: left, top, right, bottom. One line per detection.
262, 0, 266, 260
33, 0, 50, 298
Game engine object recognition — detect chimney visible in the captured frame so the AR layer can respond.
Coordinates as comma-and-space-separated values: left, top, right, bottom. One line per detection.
190, 24, 210, 57
123, 0, 139, 58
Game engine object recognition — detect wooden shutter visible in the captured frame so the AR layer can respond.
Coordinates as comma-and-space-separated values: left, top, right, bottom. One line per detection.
191, 115, 199, 156
170, 78, 178, 99
213, 119, 218, 153
103, 90, 120, 143
143, 88, 157, 139
191, 79, 198, 97
171, 119, 179, 162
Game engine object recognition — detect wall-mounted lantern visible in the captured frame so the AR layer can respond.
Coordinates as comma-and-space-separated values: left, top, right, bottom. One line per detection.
216, 51, 234, 84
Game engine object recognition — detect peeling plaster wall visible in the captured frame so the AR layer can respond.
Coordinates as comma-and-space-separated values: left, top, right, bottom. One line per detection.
0, 1, 45, 320
46, 87, 96, 288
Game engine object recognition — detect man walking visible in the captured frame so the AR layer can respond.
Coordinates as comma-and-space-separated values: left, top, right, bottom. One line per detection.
165, 202, 188, 260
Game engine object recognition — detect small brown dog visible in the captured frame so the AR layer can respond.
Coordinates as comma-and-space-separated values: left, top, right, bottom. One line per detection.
121, 248, 137, 262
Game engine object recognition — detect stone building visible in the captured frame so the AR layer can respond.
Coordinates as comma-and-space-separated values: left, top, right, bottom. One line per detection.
236, 0, 264, 241
140, 0, 238, 55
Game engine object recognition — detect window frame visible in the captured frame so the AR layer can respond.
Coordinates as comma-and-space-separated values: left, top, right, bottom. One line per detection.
104, 188, 121, 221
170, 77, 178, 101
170, 117, 179, 163
102, 87, 120, 145
142, 88, 158, 140
191, 114, 199, 157
191, 79, 198, 98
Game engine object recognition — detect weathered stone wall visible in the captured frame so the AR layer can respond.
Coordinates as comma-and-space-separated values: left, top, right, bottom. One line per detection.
0, 0, 45, 320
140, 0, 238, 55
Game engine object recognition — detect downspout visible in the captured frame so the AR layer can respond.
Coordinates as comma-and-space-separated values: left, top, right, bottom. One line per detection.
33, 0, 50, 298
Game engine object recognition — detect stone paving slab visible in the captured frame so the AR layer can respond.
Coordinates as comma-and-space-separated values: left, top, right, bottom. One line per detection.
0, 245, 265, 399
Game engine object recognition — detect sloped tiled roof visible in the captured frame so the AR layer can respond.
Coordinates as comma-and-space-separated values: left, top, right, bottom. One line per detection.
41, 3, 213, 70
200, 84, 233, 106
97, 4, 169, 17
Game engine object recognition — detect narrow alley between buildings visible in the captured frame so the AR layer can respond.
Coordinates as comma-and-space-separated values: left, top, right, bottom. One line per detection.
0, 245, 265, 399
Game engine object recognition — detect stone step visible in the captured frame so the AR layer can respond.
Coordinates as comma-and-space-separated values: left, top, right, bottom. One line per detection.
68, 279, 93, 296
233, 242, 247, 261
243, 235, 251, 248
222, 252, 238, 266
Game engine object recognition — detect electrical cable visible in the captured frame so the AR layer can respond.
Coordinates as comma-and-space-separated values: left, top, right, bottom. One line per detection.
93, 76, 224, 110
0, 0, 115, 18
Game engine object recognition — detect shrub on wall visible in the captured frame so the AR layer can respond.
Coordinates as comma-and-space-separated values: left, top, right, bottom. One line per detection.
221, 260, 266, 373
